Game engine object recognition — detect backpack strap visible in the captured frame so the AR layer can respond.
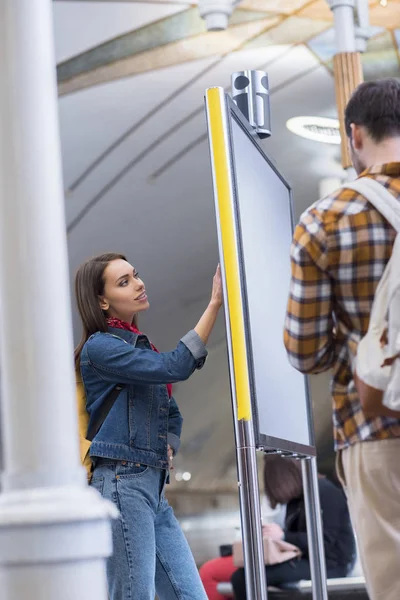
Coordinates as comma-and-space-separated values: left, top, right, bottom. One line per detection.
343, 177, 400, 331
343, 178, 400, 232
86, 384, 125, 442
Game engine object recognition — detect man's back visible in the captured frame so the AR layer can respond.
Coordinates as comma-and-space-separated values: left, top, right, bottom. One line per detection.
284, 162, 400, 449
285, 79, 400, 600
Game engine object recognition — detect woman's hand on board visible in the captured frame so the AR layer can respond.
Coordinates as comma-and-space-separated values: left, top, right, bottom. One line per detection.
210, 264, 223, 309
193, 265, 223, 345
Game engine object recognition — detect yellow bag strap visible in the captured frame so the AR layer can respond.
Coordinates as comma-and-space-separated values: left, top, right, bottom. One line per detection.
76, 370, 91, 465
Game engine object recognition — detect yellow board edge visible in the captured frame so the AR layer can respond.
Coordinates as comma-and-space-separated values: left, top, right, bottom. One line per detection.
206, 87, 251, 422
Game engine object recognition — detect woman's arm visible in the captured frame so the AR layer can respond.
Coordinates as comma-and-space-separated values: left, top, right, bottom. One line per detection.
83, 266, 223, 386
84, 333, 207, 385
316, 479, 351, 558
284, 531, 309, 555
285, 479, 350, 559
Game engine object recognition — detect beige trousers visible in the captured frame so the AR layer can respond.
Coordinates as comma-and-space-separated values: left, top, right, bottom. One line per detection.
337, 438, 400, 600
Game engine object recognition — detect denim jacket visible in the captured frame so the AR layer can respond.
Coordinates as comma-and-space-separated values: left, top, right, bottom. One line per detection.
80, 327, 207, 469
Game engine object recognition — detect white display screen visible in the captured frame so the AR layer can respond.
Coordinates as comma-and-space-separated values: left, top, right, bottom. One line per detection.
230, 115, 312, 449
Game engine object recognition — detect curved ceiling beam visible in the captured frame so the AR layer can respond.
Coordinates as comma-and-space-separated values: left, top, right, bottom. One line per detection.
66, 48, 315, 235
66, 104, 204, 234
65, 15, 283, 193
58, 16, 279, 96
67, 56, 222, 192
149, 60, 321, 181
55, 0, 192, 4
57, 9, 277, 93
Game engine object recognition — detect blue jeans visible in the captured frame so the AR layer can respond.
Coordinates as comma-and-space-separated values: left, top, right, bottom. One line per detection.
90, 460, 207, 600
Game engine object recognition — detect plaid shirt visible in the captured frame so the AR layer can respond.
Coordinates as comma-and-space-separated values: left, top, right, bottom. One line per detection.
284, 163, 400, 450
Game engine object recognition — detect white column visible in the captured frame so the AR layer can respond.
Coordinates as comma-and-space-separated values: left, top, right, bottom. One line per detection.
354, 0, 370, 53
0, 2, 116, 598
327, 0, 366, 173
328, 0, 356, 53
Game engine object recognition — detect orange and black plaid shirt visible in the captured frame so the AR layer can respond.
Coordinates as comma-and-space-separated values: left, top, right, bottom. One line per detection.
284, 163, 400, 450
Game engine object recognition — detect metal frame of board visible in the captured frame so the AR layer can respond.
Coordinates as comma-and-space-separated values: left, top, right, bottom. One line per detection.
226, 94, 316, 457
205, 86, 328, 600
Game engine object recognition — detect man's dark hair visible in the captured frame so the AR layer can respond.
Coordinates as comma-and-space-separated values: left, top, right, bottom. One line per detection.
345, 78, 400, 142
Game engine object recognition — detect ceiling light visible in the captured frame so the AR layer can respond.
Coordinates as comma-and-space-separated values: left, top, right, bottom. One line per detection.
286, 116, 341, 145
380, 0, 387, 6
182, 472, 192, 482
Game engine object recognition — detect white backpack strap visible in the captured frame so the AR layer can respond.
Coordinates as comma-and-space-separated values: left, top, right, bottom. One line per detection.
343, 178, 400, 331
344, 178, 400, 233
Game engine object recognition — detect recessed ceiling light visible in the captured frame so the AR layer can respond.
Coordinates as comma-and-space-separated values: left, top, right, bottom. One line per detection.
286, 116, 341, 145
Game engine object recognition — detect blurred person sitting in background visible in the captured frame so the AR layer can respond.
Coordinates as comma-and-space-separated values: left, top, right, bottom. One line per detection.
199, 489, 286, 600
231, 454, 355, 599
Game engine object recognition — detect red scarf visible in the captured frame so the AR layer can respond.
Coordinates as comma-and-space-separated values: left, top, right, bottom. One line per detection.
106, 317, 172, 398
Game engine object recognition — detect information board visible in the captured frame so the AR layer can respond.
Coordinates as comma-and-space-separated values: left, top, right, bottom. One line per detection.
206, 88, 315, 456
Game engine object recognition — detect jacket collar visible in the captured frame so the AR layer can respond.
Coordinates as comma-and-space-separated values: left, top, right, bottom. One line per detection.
107, 326, 138, 344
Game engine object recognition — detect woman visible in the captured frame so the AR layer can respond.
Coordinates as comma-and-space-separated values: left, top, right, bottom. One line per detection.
199, 497, 286, 600
231, 455, 356, 598
74, 253, 223, 600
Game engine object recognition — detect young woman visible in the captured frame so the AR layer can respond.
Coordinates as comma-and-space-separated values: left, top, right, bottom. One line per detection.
74, 253, 223, 600
231, 455, 356, 598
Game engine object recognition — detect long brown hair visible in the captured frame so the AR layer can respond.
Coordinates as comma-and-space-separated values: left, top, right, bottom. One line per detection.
74, 252, 138, 369
263, 454, 303, 509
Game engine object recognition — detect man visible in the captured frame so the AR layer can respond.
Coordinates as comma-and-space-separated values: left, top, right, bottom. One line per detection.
284, 78, 400, 600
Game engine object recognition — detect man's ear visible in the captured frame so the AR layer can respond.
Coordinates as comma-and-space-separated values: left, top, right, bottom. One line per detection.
99, 296, 109, 311
350, 123, 363, 151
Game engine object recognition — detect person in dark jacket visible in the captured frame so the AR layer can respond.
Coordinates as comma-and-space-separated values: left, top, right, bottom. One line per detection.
231, 454, 356, 597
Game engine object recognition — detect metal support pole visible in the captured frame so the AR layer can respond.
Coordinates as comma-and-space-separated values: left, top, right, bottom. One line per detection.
302, 458, 328, 600
329, 0, 356, 53
231, 71, 271, 139
221, 207, 267, 600
205, 87, 267, 600
235, 422, 268, 600
0, 2, 116, 598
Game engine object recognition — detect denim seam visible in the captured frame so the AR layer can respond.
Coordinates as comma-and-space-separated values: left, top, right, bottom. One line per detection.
146, 386, 153, 449
117, 468, 150, 479
90, 358, 174, 385
155, 549, 183, 600
115, 481, 134, 600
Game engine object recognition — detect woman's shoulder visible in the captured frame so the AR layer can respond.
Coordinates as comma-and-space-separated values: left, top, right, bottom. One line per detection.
318, 475, 340, 490
318, 477, 346, 504
81, 331, 129, 362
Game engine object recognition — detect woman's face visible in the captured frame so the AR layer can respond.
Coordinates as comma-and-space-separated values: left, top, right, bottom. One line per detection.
100, 258, 149, 323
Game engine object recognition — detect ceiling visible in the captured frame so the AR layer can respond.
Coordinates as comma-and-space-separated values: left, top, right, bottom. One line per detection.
54, 0, 400, 491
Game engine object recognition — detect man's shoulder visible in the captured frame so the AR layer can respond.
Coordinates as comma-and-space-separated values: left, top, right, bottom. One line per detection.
301, 185, 369, 225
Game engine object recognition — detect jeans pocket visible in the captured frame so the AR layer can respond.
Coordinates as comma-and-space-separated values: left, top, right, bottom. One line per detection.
116, 462, 149, 478
90, 475, 105, 496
